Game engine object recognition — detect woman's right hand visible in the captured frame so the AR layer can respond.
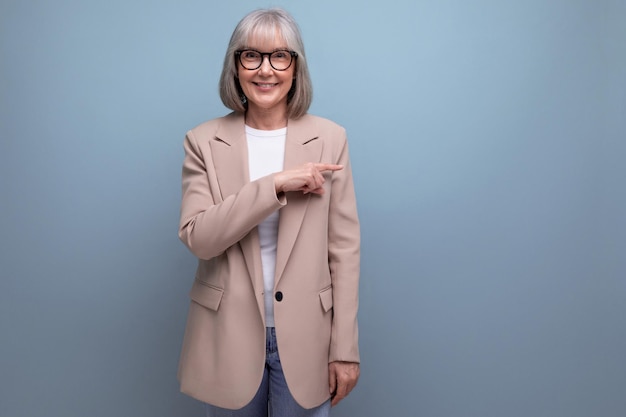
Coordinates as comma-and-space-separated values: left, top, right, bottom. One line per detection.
274, 163, 343, 195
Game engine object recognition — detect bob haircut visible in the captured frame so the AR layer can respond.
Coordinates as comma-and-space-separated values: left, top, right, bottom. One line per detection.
219, 8, 313, 119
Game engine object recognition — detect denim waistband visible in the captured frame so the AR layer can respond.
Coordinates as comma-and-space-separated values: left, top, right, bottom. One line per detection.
266, 327, 277, 355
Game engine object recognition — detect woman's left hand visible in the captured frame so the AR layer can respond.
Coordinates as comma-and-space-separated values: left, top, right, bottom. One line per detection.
328, 361, 360, 406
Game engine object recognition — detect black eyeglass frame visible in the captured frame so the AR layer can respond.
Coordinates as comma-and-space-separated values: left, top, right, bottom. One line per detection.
235, 49, 298, 71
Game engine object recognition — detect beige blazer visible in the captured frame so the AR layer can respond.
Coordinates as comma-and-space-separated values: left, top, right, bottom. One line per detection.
177, 112, 360, 409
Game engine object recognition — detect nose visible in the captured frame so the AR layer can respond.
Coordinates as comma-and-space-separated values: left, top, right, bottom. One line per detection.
258, 55, 273, 74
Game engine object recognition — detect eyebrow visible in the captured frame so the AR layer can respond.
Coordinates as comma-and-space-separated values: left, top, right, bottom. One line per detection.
241, 47, 291, 52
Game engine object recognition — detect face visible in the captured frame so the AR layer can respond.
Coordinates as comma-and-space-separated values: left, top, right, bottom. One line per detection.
237, 31, 295, 116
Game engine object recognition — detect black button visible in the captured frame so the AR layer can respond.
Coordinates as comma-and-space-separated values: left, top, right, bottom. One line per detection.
275, 291, 283, 302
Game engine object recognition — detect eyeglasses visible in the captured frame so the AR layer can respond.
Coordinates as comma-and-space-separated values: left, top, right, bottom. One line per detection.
235, 49, 298, 71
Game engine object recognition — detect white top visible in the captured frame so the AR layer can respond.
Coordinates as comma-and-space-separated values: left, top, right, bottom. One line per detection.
246, 125, 286, 328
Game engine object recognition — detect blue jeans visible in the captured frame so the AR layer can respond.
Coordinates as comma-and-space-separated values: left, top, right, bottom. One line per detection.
204, 327, 331, 417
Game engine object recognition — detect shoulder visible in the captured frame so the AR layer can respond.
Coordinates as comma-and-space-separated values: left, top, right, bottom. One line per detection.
187, 112, 244, 140
298, 113, 345, 133
293, 114, 347, 146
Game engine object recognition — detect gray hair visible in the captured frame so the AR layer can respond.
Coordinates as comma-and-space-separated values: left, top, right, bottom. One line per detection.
219, 8, 313, 119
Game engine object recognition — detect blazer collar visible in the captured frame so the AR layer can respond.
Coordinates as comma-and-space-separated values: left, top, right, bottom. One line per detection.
215, 112, 318, 145
213, 112, 319, 146
214, 112, 246, 146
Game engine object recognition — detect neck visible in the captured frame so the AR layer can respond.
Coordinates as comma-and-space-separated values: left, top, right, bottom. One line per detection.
245, 105, 288, 130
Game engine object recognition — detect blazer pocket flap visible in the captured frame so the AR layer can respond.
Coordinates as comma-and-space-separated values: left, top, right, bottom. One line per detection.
190, 280, 224, 311
319, 286, 333, 313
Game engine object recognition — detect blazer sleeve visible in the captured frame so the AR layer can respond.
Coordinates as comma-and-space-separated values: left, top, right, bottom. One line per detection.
178, 129, 286, 260
327, 130, 361, 363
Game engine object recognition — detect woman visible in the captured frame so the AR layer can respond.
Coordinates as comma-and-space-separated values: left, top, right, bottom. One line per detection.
177, 8, 360, 417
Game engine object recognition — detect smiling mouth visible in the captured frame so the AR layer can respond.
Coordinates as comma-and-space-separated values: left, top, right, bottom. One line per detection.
254, 82, 278, 88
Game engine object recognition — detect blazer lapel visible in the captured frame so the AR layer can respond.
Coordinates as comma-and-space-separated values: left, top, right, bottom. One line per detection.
275, 116, 323, 285
210, 113, 248, 200
210, 113, 266, 321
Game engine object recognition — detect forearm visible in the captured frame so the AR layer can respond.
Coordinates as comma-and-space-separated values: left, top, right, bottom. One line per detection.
179, 174, 285, 260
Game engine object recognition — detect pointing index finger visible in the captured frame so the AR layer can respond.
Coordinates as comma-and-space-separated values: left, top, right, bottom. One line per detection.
314, 163, 344, 172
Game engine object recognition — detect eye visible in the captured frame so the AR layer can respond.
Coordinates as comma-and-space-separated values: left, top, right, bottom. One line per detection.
242, 51, 260, 59
272, 51, 288, 59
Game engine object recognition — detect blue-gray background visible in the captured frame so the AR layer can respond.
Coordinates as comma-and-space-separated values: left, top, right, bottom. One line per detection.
1, 0, 624, 416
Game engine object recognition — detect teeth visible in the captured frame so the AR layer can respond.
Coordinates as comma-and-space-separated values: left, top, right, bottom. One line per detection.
257, 83, 275, 87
